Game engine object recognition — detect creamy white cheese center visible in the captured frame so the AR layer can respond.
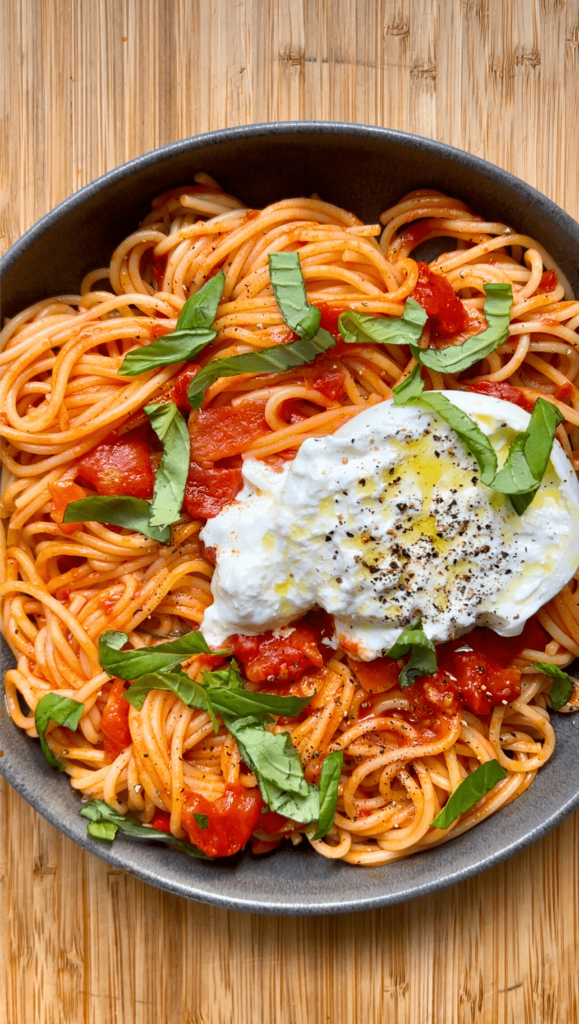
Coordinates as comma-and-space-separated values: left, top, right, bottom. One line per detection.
200, 393, 579, 659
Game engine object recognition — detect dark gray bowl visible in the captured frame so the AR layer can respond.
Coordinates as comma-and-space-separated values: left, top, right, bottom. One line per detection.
2, 122, 579, 915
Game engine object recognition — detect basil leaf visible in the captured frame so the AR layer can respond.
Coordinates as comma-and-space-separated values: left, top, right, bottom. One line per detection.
63, 496, 171, 544
392, 363, 425, 405
144, 402, 190, 529
386, 618, 437, 688
311, 750, 343, 840
118, 271, 225, 375
174, 272, 225, 333
268, 252, 321, 340
118, 329, 217, 376
420, 393, 498, 486
224, 716, 310, 798
257, 777, 320, 824
492, 398, 564, 514
339, 297, 427, 346
532, 662, 575, 711
209, 685, 313, 720
79, 798, 211, 858
194, 813, 209, 829
123, 669, 219, 731
98, 629, 224, 679
35, 693, 84, 771
410, 283, 513, 374
431, 759, 507, 829
200, 660, 244, 690
186, 330, 336, 410
87, 820, 118, 842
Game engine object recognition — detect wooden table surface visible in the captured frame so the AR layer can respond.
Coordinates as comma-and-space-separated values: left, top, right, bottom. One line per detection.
2, 2, 579, 1021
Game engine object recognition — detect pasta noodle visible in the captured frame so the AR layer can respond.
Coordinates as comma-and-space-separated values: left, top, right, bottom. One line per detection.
2, 177, 578, 865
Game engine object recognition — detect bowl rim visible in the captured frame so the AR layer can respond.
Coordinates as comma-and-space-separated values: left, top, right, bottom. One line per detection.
2, 120, 579, 915
2, 120, 579, 279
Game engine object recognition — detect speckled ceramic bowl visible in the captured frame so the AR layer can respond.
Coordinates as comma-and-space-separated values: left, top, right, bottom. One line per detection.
2, 122, 579, 915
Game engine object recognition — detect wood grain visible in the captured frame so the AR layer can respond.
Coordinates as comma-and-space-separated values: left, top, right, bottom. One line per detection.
2, 1, 579, 1021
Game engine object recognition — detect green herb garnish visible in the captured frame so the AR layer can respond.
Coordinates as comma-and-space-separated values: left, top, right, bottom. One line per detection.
118, 271, 225, 376
431, 759, 507, 829
392, 366, 563, 515
386, 618, 437, 688
492, 398, 564, 514
310, 750, 344, 841
410, 283, 513, 374
338, 297, 427, 347
98, 629, 225, 679
79, 799, 210, 857
62, 495, 171, 543
186, 330, 336, 410
532, 662, 575, 711
144, 402, 190, 529
268, 251, 321, 340
34, 693, 84, 771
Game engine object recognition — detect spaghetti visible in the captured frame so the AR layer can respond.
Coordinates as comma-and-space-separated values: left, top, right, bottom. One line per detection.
2, 176, 579, 865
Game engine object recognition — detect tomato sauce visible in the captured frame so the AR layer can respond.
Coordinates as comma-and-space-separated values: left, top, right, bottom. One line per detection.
78, 437, 154, 498
181, 785, 264, 857
101, 679, 132, 759
411, 261, 469, 339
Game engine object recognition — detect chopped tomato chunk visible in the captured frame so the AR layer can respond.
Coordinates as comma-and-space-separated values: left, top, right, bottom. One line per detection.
188, 400, 269, 465
101, 679, 132, 759
259, 810, 290, 834
170, 364, 201, 408
150, 809, 172, 832
411, 261, 469, 339
317, 302, 347, 341
450, 650, 521, 715
48, 480, 87, 535
466, 379, 535, 413
183, 461, 243, 518
403, 623, 548, 718
408, 625, 535, 716
349, 656, 400, 694
229, 623, 324, 683
78, 438, 154, 498
538, 269, 558, 293
181, 785, 264, 857
420, 671, 461, 714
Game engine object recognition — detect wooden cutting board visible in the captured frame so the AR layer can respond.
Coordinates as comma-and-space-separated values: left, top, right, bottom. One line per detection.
2, 2, 579, 1021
